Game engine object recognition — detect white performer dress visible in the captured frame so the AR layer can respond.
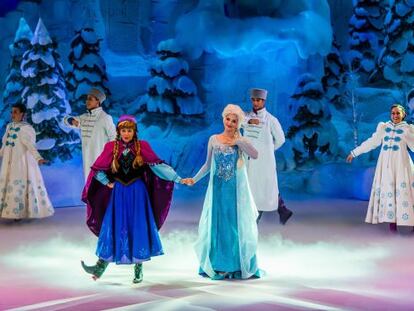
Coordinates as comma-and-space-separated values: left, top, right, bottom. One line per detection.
351, 121, 414, 226
64, 107, 116, 179
0, 122, 53, 219
243, 108, 285, 212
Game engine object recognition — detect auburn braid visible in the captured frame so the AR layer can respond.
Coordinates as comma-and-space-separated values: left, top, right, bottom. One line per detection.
111, 138, 120, 173
133, 137, 144, 168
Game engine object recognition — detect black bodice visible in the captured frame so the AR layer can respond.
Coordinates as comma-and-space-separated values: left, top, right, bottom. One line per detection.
109, 147, 145, 185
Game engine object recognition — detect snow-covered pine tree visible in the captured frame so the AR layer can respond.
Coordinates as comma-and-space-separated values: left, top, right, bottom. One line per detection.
379, 0, 414, 118
1, 18, 33, 132
342, 68, 361, 148
66, 27, 109, 114
139, 39, 203, 115
287, 74, 338, 166
20, 18, 78, 162
348, 0, 387, 82
322, 36, 346, 109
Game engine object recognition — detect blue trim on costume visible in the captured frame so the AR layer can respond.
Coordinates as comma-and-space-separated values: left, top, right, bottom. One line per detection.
95, 171, 110, 185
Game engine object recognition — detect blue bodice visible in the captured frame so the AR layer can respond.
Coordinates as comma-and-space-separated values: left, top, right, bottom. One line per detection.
213, 145, 238, 181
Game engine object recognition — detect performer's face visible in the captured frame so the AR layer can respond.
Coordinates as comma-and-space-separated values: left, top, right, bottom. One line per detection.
251, 98, 265, 111
11, 107, 24, 122
120, 128, 134, 143
391, 107, 404, 124
223, 113, 238, 132
86, 95, 100, 110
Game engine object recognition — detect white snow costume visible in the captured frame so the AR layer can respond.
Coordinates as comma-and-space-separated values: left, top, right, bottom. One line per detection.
351, 121, 414, 226
0, 122, 53, 219
243, 108, 285, 211
64, 107, 116, 179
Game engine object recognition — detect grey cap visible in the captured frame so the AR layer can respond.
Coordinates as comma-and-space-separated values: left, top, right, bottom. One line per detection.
88, 88, 106, 103
250, 88, 267, 100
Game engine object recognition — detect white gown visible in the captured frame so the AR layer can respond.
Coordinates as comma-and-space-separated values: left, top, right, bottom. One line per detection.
243, 108, 285, 212
0, 122, 53, 219
64, 107, 116, 179
351, 121, 414, 226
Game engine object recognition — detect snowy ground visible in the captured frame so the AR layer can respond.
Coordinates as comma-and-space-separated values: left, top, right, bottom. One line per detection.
1, 192, 414, 310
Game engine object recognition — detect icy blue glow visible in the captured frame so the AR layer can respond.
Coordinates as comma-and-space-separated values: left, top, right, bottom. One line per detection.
0, 1, 406, 204
175, 0, 332, 59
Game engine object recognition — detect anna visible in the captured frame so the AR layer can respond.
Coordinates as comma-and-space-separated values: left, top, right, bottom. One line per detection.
81, 115, 183, 283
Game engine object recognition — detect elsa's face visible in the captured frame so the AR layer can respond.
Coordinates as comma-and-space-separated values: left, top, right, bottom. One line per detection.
223, 113, 238, 131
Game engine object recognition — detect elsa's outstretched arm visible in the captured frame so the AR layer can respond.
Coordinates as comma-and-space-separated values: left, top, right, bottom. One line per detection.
192, 136, 214, 183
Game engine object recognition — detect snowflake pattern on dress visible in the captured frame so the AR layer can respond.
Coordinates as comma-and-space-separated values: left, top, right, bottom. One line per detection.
214, 145, 237, 181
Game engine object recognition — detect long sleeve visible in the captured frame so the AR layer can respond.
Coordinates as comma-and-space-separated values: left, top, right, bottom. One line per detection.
236, 137, 258, 159
95, 171, 110, 185
351, 122, 385, 157
193, 136, 214, 183
269, 115, 285, 150
104, 114, 116, 141
240, 112, 249, 130
150, 163, 181, 183
406, 125, 414, 152
63, 115, 81, 129
0, 124, 9, 157
20, 126, 42, 161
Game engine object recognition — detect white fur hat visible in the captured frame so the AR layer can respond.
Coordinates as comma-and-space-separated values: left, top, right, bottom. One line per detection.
88, 88, 106, 103
250, 88, 268, 100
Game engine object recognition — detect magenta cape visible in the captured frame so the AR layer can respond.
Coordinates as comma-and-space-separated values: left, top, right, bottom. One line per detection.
82, 140, 174, 236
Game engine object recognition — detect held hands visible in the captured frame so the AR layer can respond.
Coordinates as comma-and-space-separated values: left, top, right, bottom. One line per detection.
68, 117, 79, 127
181, 178, 195, 186
248, 118, 260, 125
107, 182, 114, 189
346, 154, 354, 163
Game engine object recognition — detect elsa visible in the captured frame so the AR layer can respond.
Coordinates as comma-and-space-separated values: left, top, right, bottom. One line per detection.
186, 104, 261, 280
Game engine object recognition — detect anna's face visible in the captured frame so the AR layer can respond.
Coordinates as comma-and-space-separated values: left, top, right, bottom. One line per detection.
119, 128, 135, 143
391, 107, 405, 124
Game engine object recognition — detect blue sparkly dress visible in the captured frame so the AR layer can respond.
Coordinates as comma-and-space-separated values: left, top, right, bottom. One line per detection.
193, 135, 260, 279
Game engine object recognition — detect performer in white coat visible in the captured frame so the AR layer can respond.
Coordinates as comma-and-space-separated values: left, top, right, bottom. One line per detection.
347, 104, 414, 232
0, 104, 53, 220
243, 88, 293, 224
64, 88, 116, 179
